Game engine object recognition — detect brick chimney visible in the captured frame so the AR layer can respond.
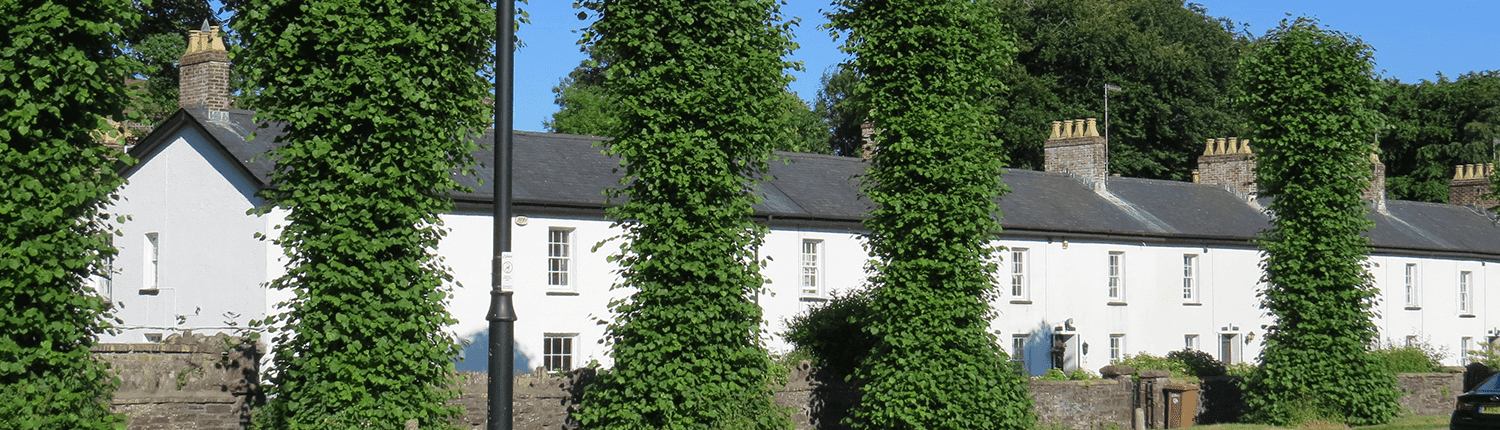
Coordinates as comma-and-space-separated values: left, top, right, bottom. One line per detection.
1044, 118, 1107, 190
179, 21, 230, 114
1449, 163, 1497, 208
1194, 137, 1256, 196
1363, 146, 1386, 206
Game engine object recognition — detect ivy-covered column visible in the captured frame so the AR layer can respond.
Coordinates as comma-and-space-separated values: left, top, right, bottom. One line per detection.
828, 1, 1034, 429
0, 0, 138, 428
1238, 17, 1400, 426
570, 1, 797, 429
234, 0, 494, 427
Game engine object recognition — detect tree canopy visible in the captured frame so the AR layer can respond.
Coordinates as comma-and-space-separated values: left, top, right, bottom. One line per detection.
1378, 71, 1500, 203
571, 0, 798, 428
234, 0, 494, 426
829, 0, 1035, 428
1, 0, 137, 427
1237, 17, 1401, 426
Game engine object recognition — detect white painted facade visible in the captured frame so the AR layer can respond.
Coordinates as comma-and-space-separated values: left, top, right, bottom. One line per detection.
102, 118, 1500, 375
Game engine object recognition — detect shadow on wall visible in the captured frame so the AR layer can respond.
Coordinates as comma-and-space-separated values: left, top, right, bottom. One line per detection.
454, 330, 530, 373
1020, 320, 1079, 377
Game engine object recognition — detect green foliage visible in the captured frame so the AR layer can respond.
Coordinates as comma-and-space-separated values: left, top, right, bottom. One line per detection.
1237, 17, 1400, 427
1116, 350, 1227, 380
1370, 341, 1447, 374
569, 1, 798, 429
988, 0, 1250, 177
234, 0, 493, 427
1470, 341, 1500, 369
1035, 368, 1099, 381
1376, 71, 1500, 203
783, 289, 875, 377
548, 10, 828, 154
0, 0, 138, 428
829, 0, 1034, 429
813, 66, 866, 157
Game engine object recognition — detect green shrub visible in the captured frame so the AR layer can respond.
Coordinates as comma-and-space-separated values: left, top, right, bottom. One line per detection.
1371, 339, 1447, 373
782, 290, 875, 377
1115, 350, 1228, 381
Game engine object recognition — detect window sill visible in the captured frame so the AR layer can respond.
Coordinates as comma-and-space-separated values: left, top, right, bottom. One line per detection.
1404, 305, 1422, 310
1107, 301, 1128, 306
138, 288, 160, 295
1460, 313, 1477, 318
799, 296, 829, 302
546, 290, 580, 296
1182, 302, 1202, 306
1009, 299, 1033, 304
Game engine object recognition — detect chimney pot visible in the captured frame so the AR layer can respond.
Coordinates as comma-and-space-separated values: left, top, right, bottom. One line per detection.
1063, 120, 1075, 138
1085, 118, 1099, 137
1215, 138, 1227, 155
1203, 139, 1214, 156
1050, 121, 1061, 140
1455, 165, 1465, 180
1228, 137, 1239, 154
1240, 139, 1253, 154
1192, 169, 1200, 183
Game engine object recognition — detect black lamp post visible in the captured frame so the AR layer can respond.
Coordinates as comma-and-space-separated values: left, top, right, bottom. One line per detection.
487, 0, 517, 429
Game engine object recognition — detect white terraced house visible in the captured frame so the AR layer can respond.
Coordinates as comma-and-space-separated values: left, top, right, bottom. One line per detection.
95, 26, 1500, 376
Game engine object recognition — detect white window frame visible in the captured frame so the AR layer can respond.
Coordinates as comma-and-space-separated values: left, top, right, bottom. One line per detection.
1108, 251, 1125, 301
1011, 335, 1027, 364
1185, 334, 1199, 351
1463, 337, 1474, 364
1459, 271, 1474, 315
542, 333, 576, 372
1110, 334, 1125, 364
1183, 254, 1199, 303
800, 239, 823, 297
1010, 248, 1030, 300
143, 232, 160, 292
547, 228, 574, 290
1404, 263, 1420, 308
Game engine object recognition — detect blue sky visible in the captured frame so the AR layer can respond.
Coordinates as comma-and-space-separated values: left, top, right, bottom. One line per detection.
511, 1, 1498, 132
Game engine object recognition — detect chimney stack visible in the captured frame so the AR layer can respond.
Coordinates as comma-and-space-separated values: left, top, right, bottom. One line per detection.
1449, 162, 1497, 209
179, 20, 231, 114
1044, 118, 1107, 190
1196, 137, 1257, 196
1362, 145, 1386, 207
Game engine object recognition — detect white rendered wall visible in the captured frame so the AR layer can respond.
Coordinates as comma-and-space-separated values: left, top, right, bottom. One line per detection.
98, 127, 1498, 371
103, 127, 273, 343
1368, 255, 1495, 365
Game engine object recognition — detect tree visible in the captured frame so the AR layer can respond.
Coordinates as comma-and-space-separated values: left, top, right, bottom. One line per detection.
813, 66, 865, 157
0, 0, 137, 428
233, 0, 493, 427
1237, 17, 1401, 426
1377, 71, 1500, 203
995, 0, 1250, 176
123, 0, 215, 122
828, 0, 1034, 429
547, 37, 829, 154
570, 1, 797, 428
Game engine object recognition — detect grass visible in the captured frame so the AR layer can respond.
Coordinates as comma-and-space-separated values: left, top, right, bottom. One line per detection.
1193, 414, 1447, 430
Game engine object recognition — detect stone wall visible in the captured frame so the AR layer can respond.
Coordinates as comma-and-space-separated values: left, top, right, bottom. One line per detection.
1197, 153, 1256, 197
87, 349, 1465, 430
95, 333, 260, 430
1398, 372, 1463, 416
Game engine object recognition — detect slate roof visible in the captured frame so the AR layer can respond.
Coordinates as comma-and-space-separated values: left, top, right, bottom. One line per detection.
125, 108, 1500, 259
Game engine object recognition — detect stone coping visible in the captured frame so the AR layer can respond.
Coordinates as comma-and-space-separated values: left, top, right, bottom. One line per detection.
113, 392, 241, 405
93, 343, 204, 353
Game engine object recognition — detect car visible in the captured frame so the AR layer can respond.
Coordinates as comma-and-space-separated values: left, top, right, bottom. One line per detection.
1453, 372, 1500, 430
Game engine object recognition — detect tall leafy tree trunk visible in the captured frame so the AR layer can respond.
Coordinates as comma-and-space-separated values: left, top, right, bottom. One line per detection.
571, 1, 796, 429
235, 0, 493, 427
1239, 17, 1401, 426
0, 0, 137, 428
829, 1, 1033, 429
